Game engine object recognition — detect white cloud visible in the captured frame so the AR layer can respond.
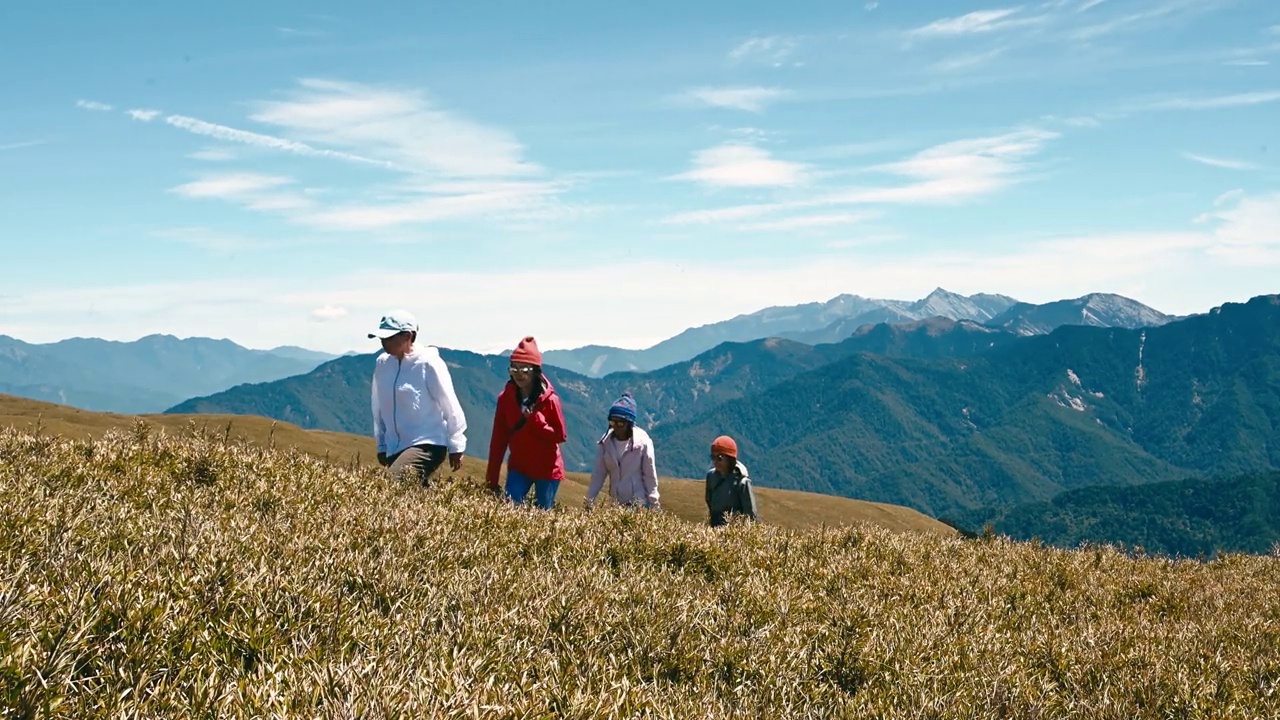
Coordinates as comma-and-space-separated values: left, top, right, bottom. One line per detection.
170, 173, 294, 199
1213, 189, 1245, 207
1197, 192, 1280, 262
164, 114, 391, 168
153, 227, 261, 253
75, 100, 112, 112
1148, 90, 1280, 110
865, 1, 879, 9
311, 305, 348, 321
907, 9, 1039, 38
682, 86, 786, 112
727, 36, 798, 64
1181, 152, 1258, 171
1072, 0, 1226, 40
1076, 0, 1108, 10
661, 203, 784, 226
187, 148, 236, 161
738, 212, 878, 232
673, 144, 809, 188
931, 49, 1005, 72
662, 128, 1058, 225
126, 108, 161, 122
297, 181, 562, 231
248, 78, 538, 178
1223, 59, 1269, 67
10, 192, 1280, 354
826, 128, 1059, 205
168, 173, 316, 216
0, 140, 45, 152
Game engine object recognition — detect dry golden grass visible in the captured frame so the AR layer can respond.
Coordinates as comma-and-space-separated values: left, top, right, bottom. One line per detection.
0, 394, 952, 536
2, 423, 1279, 718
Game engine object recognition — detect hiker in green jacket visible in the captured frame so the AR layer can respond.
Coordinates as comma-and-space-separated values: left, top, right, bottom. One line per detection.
705, 435, 758, 527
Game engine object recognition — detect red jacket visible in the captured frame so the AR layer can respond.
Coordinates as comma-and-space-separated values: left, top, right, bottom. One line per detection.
486, 376, 567, 486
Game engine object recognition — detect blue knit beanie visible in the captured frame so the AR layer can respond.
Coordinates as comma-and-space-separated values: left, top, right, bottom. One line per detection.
608, 392, 638, 424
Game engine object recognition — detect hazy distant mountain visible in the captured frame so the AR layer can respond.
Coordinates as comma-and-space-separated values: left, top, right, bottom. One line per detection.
543, 291, 1009, 377
0, 334, 334, 413
781, 289, 1019, 345
987, 294, 1174, 336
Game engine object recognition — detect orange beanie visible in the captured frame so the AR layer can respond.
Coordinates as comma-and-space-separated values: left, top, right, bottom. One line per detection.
711, 435, 738, 458
510, 336, 543, 366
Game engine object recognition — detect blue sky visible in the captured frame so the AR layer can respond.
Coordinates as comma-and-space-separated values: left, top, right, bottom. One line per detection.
2, 0, 1278, 354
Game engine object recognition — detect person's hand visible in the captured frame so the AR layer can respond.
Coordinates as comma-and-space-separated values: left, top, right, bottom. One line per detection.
376, 452, 389, 467
583, 498, 595, 511
448, 452, 463, 471
487, 484, 504, 498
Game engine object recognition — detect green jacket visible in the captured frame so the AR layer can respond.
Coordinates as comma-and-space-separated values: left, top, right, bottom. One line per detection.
705, 460, 759, 527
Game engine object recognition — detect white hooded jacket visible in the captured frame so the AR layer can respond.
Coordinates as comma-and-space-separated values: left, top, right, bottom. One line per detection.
371, 347, 468, 457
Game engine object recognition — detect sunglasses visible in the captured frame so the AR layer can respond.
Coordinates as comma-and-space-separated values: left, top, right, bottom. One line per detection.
509, 366, 535, 375
711, 453, 733, 462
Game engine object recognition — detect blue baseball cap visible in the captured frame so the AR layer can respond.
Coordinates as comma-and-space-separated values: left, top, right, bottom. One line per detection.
368, 309, 418, 339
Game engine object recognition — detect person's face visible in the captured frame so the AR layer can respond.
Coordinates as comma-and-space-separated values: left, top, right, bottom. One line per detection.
381, 331, 413, 358
609, 417, 632, 439
509, 363, 536, 391
712, 452, 735, 475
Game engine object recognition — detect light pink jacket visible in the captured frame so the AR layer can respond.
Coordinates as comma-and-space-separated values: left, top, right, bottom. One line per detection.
586, 426, 660, 508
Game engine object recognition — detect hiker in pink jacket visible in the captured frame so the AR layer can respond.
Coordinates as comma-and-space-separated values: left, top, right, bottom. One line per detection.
584, 392, 660, 510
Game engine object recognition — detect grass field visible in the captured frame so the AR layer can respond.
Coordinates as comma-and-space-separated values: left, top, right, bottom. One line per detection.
0, 394, 952, 535
2, 419, 1279, 718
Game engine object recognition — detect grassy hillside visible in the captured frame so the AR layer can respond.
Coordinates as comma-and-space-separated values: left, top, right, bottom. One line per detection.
3, 426, 1278, 717
0, 394, 949, 536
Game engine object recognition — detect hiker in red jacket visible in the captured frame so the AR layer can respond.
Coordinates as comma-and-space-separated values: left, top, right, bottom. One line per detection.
485, 336, 568, 509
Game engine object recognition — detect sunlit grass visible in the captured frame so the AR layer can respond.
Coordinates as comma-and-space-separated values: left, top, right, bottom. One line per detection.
2, 422, 1279, 718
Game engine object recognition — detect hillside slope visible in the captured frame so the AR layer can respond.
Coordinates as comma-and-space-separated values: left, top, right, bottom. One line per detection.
2, 425, 1276, 717
0, 394, 950, 535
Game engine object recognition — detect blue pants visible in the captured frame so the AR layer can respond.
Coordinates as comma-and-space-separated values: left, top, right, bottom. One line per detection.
505, 469, 560, 510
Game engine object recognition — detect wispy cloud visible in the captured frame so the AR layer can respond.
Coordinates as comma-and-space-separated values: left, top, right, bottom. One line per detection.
143, 79, 564, 231
673, 144, 809, 188
1148, 90, 1280, 110
249, 79, 539, 178
297, 181, 562, 231
164, 114, 391, 167
1076, 0, 1109, 11
126, 108, 161, 122
1181, 152, 1258, 171
681, 86, 786, 112
169, 173, 294, 200
824, 128, 1059, 205
311, 304, 348, 321
739, 212, 877, 232
931, 49, 1005, 72
907, 8, 1041, 38
663, 128, 1059, 226
153, 227, 263, 253
187, 148, 236, 161
1072, 0, 1218, 40
277, 27, 328, 38
75, 99, 112, 112
0, 140, 45, 152
1223, 59, 1270, 67
727, 36, 798, 65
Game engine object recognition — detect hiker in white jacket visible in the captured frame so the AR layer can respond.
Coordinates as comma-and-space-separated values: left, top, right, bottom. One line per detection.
584, 392, 660, 510
368, 309, 468, 487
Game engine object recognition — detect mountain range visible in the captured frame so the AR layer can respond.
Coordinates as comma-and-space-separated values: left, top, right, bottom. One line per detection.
0, 334, 335, 413
542, 288, 1173, 376
165, 294, 1280, 528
